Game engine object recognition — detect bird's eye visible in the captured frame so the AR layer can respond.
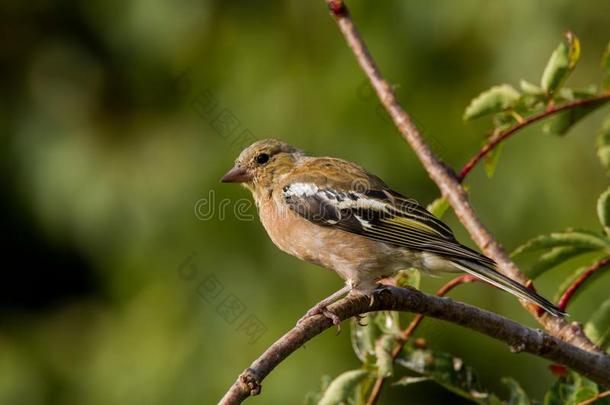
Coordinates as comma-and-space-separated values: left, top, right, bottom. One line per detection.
255, 153, 270, 164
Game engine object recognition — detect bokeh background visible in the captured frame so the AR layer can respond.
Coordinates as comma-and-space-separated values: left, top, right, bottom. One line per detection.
1, 1, 609, 404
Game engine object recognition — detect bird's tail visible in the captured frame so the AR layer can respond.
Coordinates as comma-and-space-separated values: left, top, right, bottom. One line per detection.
450, 258, 567, 317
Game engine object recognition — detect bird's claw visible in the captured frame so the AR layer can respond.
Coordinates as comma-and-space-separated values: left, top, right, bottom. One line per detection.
297, 305, 342, 333
353, 313, 367, 326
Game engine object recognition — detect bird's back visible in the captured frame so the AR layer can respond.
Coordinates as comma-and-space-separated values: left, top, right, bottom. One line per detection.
285, 156, 388, 192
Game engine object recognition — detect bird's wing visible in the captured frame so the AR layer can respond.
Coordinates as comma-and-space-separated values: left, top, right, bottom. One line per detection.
281, 168, 495, 267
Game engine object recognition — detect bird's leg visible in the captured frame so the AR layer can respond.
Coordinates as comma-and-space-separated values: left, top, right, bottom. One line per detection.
297, 284, 351, 331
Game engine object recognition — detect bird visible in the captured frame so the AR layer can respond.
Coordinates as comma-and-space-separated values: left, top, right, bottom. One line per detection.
220, 138, 566, 325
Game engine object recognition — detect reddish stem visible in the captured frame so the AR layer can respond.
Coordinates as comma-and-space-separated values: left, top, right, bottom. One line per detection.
365, 275, 477, 405
576, 389, 610, 405
458, 94, 610, 182
327, 0, 347, 15
557, 257, 610, 311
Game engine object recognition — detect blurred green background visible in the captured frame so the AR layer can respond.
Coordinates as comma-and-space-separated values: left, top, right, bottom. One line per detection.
1, 1, 609, 404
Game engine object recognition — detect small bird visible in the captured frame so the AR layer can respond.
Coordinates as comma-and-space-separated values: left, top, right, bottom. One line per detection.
221, 139, 566, 325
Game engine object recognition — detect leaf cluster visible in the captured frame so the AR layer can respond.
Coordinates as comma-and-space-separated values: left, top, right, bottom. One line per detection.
463, 33, 610, 177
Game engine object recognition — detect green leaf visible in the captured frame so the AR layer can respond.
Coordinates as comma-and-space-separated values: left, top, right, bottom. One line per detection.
543, 372, 600, 405
524, 246, 587, 279
393, 376, 431, 386
318, 369, 370, 405
553, 259, 609, 304
520, 80, 544, 96
512, 230, 610, 257
484, 143, 504, 178
464, 84, 521, 121
396, 268, 421, 289
375, 335, 396, 378
518, 81, 546, 110
350, 315, 379, 362
502, 377, 532, 405
555, 87, 576, 102
556, 87, 599, 102
541, 32, 580, 95
492, 112, 518, 131
427, 196, 450, 219
542, 99, 609, 136
597, 116, 610, 171
304, 375, 333, 405
396, 347, 490, 404
374, 311, 402, 335
585, 297, 610, 352
598, 188, 610, 234
602, 41, 610, 90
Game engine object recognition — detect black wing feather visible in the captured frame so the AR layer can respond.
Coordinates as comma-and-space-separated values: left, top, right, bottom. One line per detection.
282, 183, 495, 267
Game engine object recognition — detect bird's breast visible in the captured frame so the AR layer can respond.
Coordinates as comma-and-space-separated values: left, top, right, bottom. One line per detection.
256, 195, 415, 283
257, 196, 323, 264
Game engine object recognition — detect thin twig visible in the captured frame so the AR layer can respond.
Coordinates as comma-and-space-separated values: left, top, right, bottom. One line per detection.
557, 257, 610, 311
323, 0, 602, 353
576, 389, 610, 405
459, 95, 610, 181
218, 286, 610, 404
366, 275, 477, 405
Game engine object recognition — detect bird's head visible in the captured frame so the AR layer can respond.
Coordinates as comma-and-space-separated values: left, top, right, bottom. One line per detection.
221, 139, 304, 193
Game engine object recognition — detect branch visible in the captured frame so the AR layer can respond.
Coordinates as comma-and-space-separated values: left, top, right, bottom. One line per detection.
577, 389, 610, 405
399, 275, 478, 341
219, 287, 610, 404
323, 0, 602, 353
459, 95, 610, 181
366, 275, 477, 405
557, 256, 610, 311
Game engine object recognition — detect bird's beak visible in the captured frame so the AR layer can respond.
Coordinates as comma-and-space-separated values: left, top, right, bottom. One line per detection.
220, 165, 252, 183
